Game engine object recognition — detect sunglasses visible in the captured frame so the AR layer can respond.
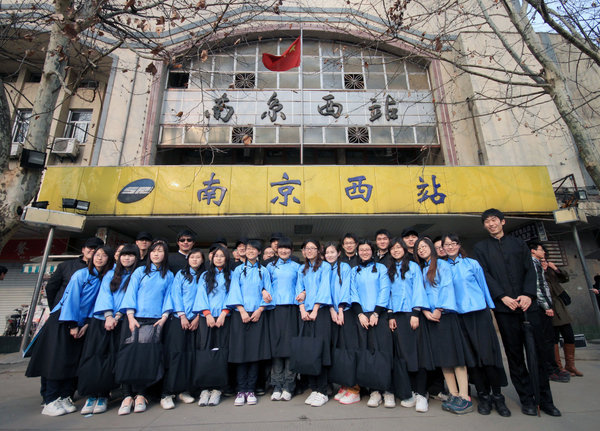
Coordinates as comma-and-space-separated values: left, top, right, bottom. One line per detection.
179, 238, 194, 243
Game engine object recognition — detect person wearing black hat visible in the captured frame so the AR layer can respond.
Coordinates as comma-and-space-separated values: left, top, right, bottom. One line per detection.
169, 230, 200, 275
401, 228, 419, 261
135, 232, 153, 268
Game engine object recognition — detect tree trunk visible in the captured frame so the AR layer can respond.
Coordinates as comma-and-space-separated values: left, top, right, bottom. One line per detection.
0, 0, 73, 252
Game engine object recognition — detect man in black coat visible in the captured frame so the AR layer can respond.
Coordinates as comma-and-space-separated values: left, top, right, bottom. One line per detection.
473, 208, 560, 417
168, 230, 196, 274
45, 237, 104, 309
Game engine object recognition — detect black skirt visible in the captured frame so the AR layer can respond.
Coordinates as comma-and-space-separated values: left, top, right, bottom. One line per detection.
163, 316, 196, 394
268, 305, 299, 358
114, 318, 164, 387
356, 312, 393, 356
196, 315, 231, 350
78, 318, 121, 396
459, 309, 508, 386
331, 309, 360, 351
25, 311, 84, 380
228, 311, 271, 363
297, 307, 332, 366
391, 312, 435, 372
426, 312, 475, 368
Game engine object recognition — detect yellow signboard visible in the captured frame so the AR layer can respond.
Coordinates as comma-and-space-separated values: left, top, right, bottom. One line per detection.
38, 165, 557, 216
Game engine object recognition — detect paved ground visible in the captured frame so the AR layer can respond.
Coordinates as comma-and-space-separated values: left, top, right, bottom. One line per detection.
1, 348, 599, 431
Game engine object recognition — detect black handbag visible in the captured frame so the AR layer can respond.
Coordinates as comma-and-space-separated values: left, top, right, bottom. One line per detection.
193, 328, 229, 389
355, 328, 392, 390
115, 323, 164, 386
290, 321, 323, 376
329, 326, 357, 387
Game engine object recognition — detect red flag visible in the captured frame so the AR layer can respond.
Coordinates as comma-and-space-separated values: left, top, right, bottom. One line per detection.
262, 37, 301, 72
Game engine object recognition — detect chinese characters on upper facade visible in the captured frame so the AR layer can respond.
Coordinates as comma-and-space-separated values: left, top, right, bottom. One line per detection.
206, 93, 403, 123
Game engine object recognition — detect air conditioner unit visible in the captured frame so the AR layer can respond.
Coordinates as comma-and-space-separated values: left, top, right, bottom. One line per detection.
10, 143, 23, 158
52, 138, 80, 158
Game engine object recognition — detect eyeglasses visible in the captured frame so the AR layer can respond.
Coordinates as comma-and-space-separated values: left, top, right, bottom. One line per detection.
416, 245, 430, 251
443, 241, 459, 247
178, 238, 194, 243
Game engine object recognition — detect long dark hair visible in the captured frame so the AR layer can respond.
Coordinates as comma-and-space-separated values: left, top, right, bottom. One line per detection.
182, 248, 205, 283
144, 240, 170, 278
387, 237, 411, 282
356, 239, 377, 273
324, 241, 343, 284
414, 237, 437, 286
440, 233, 468, 258
88, 245, 115, 280
110, 244, 139, 292
302, 239, 323, 275
203, 245, 232, 294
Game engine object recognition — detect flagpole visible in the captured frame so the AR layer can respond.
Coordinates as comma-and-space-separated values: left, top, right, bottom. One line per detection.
300, 22, 304, 165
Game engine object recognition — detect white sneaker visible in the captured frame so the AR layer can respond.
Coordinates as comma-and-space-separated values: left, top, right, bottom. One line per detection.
118, 397, 133, 416
178, 392, 195, 404
305, 391, 317, 405
334, 387, 347, 401
81, 397, 97, 415
271, 390, 282, 401
208, 390, 222, 406
234, 392, 245, 406
383, 391, 396, 408
42, 399, 67, 416
246, 392, 257, 405
59, 397, 77, 414
92, 397, 107, 414
311, 392, 329, 407
339, 391, 361, 405
198, 390, 210, 407
415, 394, 429, 413
281, 390, 293, 401
400, 392, 417, 408
367, 391, 382, 408
160, 395, 175, 410
429, 391, 449, 402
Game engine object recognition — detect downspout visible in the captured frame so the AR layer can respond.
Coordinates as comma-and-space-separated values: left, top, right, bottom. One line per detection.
466, 96, 485, 165
118, 56, 139, 166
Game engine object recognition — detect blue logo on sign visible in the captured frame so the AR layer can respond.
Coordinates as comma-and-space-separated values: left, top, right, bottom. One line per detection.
117, 178, 155, 204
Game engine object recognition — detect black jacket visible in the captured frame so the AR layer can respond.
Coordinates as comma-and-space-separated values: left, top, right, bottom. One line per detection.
45, 257, 88, 309
472, 234, 538, 313
340, 254, 359, 268
168, 252, 188, 275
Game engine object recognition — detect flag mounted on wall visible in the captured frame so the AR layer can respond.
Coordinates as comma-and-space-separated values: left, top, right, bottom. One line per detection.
262, 37, 301, 72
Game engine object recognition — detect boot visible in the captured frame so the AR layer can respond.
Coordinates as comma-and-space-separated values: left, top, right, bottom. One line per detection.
551, 344, 570, 382
476, 392, 492, 415
563, 343, 583, 376
554, 344, 563, 370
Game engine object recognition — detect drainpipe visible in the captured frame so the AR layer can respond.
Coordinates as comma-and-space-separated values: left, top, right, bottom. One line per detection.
118, 56, 139, 166
466, 97, 485, 165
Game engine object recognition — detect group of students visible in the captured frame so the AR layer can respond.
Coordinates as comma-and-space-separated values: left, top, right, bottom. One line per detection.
26, 208, 565, 419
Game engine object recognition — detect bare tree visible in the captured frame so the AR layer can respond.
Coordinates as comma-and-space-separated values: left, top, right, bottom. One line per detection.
0, 0, 279, 250
311, 0, 599, 186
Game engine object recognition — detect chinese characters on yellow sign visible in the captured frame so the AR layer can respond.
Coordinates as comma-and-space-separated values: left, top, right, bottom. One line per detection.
38, 165, 557, 216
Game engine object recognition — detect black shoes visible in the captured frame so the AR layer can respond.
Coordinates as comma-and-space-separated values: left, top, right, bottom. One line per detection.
491, 394, 511, 417
540, 403, 562, 417
521, 403, 538, 416
477, 393, 492, 415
